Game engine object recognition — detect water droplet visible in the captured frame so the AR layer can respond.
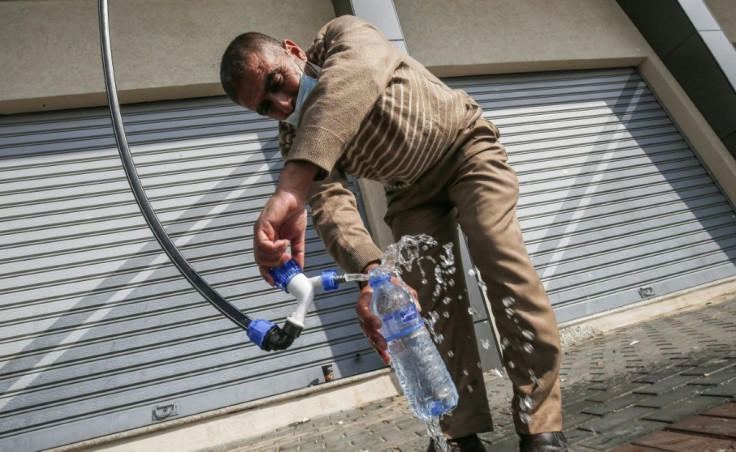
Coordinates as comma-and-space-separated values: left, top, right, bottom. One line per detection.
481, 339, 491, 349
468, 307, 477, 316
435, 334, 444, 343
468, 269, 476, 277
521, 329, 535, 341
442, 311, 450, 318
462, 369, 469, 376
505, 307, 515, 318
447, 350, 455, 358
508, 360, 516, 369
523, 343, 534, 354
519, 413, 533, 424
520, 395, 534, 411
492, 368, 504, 378
467, 385, 474, 393
448, 279, 455, 287
442, 297, 451, 305
429, 311, 440, 322
500, 338, 510, 350
476, 361, 482, 369
502, 296, 515, 307
421, 279, 428, 284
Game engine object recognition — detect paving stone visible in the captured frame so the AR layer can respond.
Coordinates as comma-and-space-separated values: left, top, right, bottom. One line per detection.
577, 407, 655, 433
633, 366, 691, 384
688, 368, 736, 386
679, 361, 733, 376
634, 384, 704, 409
669, 414, 736, 439
702, 400, 736, 419
630, 430, 736, 451
610, 444, 660, 451
633, 375, 699, 396
582, 392, 649, 416
585, 383, 648, 403
575, 418, 665, 450
643, 395, 729, 423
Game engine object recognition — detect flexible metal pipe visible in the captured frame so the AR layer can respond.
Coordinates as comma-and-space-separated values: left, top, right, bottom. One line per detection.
97, 0, 251, 331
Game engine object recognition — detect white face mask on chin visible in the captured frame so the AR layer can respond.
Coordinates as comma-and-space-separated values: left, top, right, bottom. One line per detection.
284, 61, 320, 128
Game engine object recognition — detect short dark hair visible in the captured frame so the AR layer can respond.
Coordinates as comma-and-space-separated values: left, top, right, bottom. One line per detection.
220, 32, 282, 104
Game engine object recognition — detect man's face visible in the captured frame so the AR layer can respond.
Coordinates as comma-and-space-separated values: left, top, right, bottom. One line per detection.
236, 41, 305, 121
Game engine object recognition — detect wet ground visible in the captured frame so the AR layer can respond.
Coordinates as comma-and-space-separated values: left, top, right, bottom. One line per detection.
208, 297, 736, 451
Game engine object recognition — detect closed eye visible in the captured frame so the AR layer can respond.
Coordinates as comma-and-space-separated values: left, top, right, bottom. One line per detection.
256, 68, 284, 116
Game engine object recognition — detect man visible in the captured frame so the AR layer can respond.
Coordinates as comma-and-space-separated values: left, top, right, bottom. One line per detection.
220, 15, 569, 452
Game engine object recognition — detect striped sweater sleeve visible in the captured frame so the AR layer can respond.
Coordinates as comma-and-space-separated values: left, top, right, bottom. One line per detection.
307, 168, 384, 274
285, 15, 401, 177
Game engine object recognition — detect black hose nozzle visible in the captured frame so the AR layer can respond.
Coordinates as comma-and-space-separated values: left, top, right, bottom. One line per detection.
247, 319, 303, 351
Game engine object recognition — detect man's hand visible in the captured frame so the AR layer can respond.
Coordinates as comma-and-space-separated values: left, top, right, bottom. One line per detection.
254, 160, 318, 284
254, 190, 308, 283
355, 264, 419, 365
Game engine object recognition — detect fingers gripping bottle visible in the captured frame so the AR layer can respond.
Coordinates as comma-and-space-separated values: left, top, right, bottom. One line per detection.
369, 274, 458, 421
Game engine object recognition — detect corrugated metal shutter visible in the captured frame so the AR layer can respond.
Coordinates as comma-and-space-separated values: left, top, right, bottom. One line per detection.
0, 99, 381, 451
447, 68, 736, 323
2, 67, 735, 450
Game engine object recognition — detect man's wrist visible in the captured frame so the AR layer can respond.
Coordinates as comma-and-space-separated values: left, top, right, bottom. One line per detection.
277, 160, 320, 203
359, 261, 380, 288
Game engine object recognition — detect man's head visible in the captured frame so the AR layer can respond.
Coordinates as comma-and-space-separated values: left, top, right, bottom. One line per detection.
220, 32, 307, 121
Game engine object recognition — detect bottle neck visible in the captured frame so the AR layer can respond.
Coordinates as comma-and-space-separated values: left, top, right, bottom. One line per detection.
368, 274, 391, 289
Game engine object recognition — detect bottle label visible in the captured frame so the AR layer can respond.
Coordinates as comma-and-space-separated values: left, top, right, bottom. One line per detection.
381, 304, 423, 342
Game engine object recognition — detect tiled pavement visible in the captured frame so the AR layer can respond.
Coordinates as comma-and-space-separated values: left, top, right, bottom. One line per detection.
212, 298, 736, 451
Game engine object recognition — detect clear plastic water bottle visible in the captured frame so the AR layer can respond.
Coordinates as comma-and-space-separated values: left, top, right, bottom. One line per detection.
369, 274, 458, 421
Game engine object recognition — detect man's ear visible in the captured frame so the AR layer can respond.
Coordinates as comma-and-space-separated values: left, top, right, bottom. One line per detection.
282, 39, 307, 61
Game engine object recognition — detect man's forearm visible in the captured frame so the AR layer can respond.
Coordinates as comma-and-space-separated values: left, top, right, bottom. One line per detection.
277, 160, 320, 203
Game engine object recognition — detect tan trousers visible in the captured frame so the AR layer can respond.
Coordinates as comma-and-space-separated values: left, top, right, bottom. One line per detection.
384, 117, 563, 438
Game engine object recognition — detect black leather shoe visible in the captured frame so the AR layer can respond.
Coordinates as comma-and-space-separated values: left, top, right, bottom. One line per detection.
519, 431, 570, 452
427, 433, 487, 452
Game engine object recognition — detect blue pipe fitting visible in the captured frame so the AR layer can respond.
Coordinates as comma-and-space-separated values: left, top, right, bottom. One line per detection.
321, 270, 339, 291
269, 260, 302, 292
246, 318, 276, 349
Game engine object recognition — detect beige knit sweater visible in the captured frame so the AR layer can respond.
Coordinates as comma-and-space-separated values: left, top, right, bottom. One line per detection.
279, 15, 482, 273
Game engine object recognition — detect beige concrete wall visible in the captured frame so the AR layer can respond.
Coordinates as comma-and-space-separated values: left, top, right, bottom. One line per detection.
0, 0, 335, 114
394, 0, 649, 77
706, 0, 736, 45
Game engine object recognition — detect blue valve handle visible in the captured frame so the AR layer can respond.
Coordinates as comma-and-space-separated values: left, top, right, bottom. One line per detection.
268, 260, 302, 292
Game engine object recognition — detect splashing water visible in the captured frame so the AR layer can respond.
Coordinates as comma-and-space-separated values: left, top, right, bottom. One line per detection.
520, 395, 534, 411
521, 329, 535, 341
426, 417, 450, 452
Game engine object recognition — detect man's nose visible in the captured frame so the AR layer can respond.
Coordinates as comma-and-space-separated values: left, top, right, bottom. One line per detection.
271, 92, 292, 116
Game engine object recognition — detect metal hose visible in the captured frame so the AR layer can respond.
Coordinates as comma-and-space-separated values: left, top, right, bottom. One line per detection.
97, 0, 251, 331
